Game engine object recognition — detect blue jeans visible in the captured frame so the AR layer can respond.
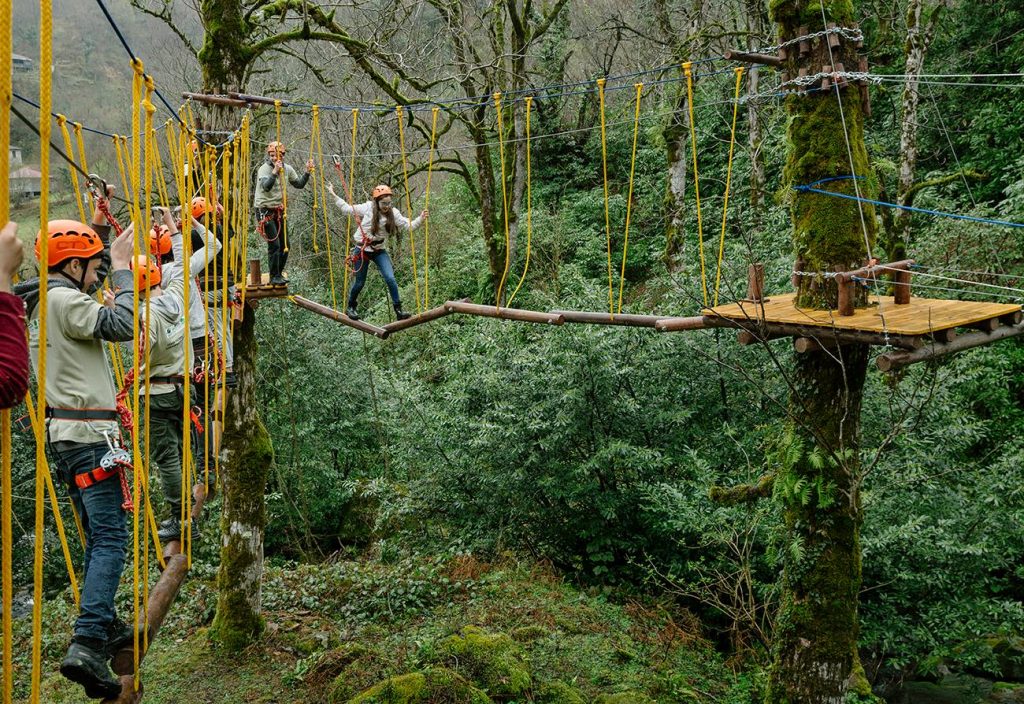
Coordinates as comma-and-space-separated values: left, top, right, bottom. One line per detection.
51, 441, 129, 642
348, 249, 401, 308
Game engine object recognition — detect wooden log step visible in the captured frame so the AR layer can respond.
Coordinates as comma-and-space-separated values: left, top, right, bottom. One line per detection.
552, 310, 664, 328
654, 316, 716, 332
445, 300, 564, 325
382, 300, 465, 333
291, 296, 389, 338
876, 322, 1024, 371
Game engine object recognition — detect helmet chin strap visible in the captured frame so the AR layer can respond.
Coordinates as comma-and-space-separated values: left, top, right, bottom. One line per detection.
57, 258, 90, 292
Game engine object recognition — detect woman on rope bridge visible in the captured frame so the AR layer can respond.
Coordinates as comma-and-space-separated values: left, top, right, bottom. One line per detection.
254, 140, 313, 285
0, 221, 28, 408
326, 181, 427, 321
22, 204, 137, 700
133, 207, 221, 544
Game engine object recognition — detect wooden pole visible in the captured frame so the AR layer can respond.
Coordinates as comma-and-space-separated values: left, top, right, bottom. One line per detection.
835, 258, 915, 283
444, 300, 565, 325
837, 276, 855, 317
291, 295, 390, 338
227, 92, 278, 105
181, 92, 249, 108
381, 301, 461, 333
553, 310, 664, 328
711, 316, 924, 349
747, 263, 765, 302
876, 322, 1024, 371
893, 269, 911, 304
724, 50, 783, 67
248, 258, 260, 286
654, 316, 718, 332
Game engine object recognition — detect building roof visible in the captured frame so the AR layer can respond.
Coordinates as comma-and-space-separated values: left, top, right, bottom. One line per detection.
11, 167, 44, 179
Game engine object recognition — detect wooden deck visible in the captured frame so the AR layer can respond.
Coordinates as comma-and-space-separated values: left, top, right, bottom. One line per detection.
241, 272, 289, 300
707, 293, 1022, 336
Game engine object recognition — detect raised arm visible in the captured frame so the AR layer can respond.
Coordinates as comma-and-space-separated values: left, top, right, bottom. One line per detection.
88, 229, 137, 342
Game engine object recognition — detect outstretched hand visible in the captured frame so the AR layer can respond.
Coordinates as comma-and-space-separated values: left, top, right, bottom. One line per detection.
305, 158, 315, 174
109, 228, 135, 270
326, 182, 336, 197
420, 210, 429, 221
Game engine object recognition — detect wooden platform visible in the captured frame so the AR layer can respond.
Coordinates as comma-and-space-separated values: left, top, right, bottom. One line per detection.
242, 272, 289, 300
707, 293, 1022, 338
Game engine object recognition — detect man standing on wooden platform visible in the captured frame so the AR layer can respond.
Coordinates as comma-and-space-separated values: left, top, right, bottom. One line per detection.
253, 141, 313, 286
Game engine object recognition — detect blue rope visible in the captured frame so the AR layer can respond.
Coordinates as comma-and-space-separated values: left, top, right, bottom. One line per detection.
794, 175, 1024, 229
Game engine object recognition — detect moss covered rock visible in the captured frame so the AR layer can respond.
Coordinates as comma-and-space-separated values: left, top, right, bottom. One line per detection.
534, 680, 586, 703
346, 667, 492, 703
430, 626, 531, 698
594, 693, 656, 704
328, 645, 389, 703
510, 625, 548, 643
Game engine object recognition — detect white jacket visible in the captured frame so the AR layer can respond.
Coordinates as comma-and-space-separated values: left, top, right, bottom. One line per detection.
333, 197, 423, 253
158, 224, 218, 341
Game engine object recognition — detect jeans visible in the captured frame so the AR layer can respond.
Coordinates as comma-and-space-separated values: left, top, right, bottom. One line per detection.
50, 441, 129, 642
348, 249, 401, 307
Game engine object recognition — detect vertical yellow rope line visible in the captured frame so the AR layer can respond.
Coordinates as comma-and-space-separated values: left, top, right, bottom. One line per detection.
141, 83, 157, 657
73, 123, 94, 211
114, 135, 133, 204
617, 84, 644, 315
217, 141, 231, 509
313, 109, 337, 310
395, 105, 421, 313
422, 108, 439, 309
309, 107, 319, 253
683, 62, 708, 308
342, 109, 358, 303
0, 0, 12, 690
597, 78, 614, 317
239, 116, 252, 311
180, 125, 194, 556
128, 59, 145, 693
506, 97, 533, 307
199, 144, 212, 562
713, 67, 745, 308
274, 100, 288, 254
31, 0, 53, 696
493, 93, 513, 309
57, 115, 86, 222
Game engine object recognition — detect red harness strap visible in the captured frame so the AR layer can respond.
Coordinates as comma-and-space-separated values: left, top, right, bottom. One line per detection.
74, 465, 119, 490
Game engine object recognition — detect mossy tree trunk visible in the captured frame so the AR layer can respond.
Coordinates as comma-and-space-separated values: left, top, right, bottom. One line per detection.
210, 304, 272, 651
767, 1, 879, 701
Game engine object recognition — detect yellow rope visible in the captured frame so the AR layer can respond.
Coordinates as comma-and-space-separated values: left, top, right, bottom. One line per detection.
31, 0, 53, 695
0, 0, 11, 689
238, 115, 252, 311
395, 105, 422, 313
309, 107, 319, 253
713, 67, 745, 307
201, 144, 213, 536
73, 123, 94, 211
274, 100, 288, 254
422, 108, 439, 309
114, 134, 133, 206
56, 115, 86, 222
683, 62, 708, 308
217, 140, 231, 508
617, 83, 644, 315
342, 109, 358, 303
493, 93, 513, 309
506, 97, 533, 307
313, 107, 338, 310
181, 124, 196, 558
597, 78, 615, 317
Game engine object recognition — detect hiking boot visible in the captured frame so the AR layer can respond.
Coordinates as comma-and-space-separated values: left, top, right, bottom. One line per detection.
394, 303, 411, 321
105, 617, 143, 659
270, 274, 288, 286
346, 306, 360, 320
60, 638, 123, 699
157, 517, 181, 542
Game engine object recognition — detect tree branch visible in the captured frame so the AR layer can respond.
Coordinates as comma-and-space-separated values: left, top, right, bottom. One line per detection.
902, 169, 987, 206
128, 0, 198, 54
709, 473, 775, 506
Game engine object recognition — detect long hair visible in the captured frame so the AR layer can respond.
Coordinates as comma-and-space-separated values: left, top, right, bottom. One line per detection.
371, 199, 397, 238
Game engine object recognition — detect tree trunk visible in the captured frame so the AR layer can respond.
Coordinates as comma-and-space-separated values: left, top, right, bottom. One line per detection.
209, 304, 272, 651
890, 0, 945, 259
767, 1, 879, 701
744, 0, 769, 212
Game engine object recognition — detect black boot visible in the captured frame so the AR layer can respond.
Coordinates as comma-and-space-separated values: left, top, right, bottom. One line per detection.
60, 637, 123, 699
105, 616, 145, 659
346, 302, 360, 320
394, 302, 411, 321
157, 516, 181, 542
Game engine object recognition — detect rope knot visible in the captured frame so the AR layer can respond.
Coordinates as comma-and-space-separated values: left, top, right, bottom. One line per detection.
131, 58, 144, 75
56, 114, 67, 125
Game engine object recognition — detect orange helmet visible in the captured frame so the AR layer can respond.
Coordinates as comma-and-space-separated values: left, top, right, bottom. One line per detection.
149, 225, 172, 256
131, 255, 162, 291
372, 184, 393, 200
267, 141, 285, 156
35, 220, 104, 267
191, 196, 211, 219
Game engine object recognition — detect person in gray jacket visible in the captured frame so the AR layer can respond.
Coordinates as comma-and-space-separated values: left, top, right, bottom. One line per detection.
253, 140, 313, 285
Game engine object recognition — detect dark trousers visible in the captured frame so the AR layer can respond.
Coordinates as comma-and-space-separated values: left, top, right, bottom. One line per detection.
348, 250, 401, 308
259, 208, 287, 278
50, 441, 129, 642
141, 392, 184, 516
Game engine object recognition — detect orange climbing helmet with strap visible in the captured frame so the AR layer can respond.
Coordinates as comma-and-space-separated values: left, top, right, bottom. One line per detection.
130, 254, 161, 291
372, 184, 393, 200
267, 141, 286, 156
35, 220, 104, 266
149, 225, 172, 256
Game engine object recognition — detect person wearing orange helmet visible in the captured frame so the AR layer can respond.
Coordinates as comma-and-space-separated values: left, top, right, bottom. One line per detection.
131, 208, 221, 544
24, 217, 137, 700
326, 181, 427, 321
0, 221, 28, 409
254, 140, 314, 285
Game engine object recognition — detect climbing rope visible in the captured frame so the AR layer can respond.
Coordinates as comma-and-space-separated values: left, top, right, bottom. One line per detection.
506, 97, 534, 308
494, 93, 514, 309
341, 109, 359, 303
1, 0, 13, 691
712, 67, 744, 308
73, 122, 94, 211
617, 84, 643, 315
597, 79, 615, 316
423, 107, 439, 308
309, 108, 320, 253
683, 62, 708, 308
275, 100, 289, 254
395, 105, 422, 313
56, 115, 87, 221
312, 106, 339, 310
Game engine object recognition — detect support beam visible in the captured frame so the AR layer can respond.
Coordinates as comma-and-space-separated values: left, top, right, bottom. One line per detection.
793, 336, 838, 354
835, 258, 915, 283
445, 300, 564, 325
227, 92, 278, 105
291, 296, 390, 338
181, 92, 249, 108
381, 301, 462, 333
552, 310, 664, 328
876, 322, 1024, 371
709, 316, 924, 350
724, 49, 783, 67
654, 316, 718, 332
105, 554, 190, 702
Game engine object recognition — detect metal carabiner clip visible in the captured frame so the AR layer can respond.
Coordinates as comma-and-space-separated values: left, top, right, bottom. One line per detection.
332, 154, 342, 168
86, 173, 108, 199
